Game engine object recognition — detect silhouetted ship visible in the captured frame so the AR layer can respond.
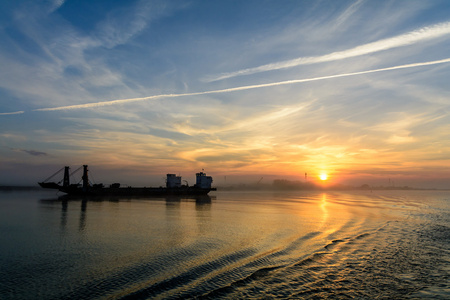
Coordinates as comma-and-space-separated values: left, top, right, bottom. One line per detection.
39, 165, 216, 196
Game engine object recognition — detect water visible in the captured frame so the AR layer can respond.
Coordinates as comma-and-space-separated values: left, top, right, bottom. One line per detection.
0, 190, 449, 299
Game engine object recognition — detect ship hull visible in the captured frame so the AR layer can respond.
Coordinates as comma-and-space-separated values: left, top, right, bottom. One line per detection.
38, 182, 61, 189
58, 186, 216, 196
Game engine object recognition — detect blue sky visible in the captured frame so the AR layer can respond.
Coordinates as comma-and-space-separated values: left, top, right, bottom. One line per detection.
1, 0, 450, 188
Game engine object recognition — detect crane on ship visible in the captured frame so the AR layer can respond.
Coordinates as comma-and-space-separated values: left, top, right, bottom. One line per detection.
38, 165, 89, 189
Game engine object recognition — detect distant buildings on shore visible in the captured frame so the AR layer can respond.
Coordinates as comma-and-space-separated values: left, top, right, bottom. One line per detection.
217, 179, 434, 191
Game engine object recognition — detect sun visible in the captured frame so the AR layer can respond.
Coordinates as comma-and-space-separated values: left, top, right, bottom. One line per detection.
319, 173, 328, 181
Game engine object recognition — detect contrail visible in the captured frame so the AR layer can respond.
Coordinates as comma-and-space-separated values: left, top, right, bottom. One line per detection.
0, 111, 24, 115
33, 57, 450, 112
34, 94, 183, 111
203, 21, 450, 82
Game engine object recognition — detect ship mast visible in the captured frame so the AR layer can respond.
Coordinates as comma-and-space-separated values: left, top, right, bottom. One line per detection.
82, 165, 89, 192
63, 166, 70, 188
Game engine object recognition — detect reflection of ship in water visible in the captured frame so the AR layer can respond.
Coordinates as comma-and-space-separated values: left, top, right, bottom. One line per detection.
39, 165, 216, 196
40, 194, 213, 232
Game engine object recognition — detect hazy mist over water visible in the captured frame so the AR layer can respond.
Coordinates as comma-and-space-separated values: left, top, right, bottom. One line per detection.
0, 190, 449, 299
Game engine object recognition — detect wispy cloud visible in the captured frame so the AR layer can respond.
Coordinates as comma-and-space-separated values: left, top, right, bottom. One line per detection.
204, 21, 450, 82
48, 0, 66, 14
9, 148, 48, 156
0, 133, 26, 141
94, 0, 170, 48
334, 0, 365, 28
32, 57, 450, 112
0, 0, 181, 112
0, 111, 24, 115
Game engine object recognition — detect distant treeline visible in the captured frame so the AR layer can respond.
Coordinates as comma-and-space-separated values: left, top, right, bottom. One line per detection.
0, 186, 41, 191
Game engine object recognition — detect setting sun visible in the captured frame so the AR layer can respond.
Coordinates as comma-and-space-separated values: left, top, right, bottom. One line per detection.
319, 173, 328, 181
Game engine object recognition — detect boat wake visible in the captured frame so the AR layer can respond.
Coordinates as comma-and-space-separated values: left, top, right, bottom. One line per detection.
91, 218, 447, 300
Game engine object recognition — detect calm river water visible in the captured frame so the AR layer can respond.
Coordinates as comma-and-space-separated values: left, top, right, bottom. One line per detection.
0, 189, 449, 299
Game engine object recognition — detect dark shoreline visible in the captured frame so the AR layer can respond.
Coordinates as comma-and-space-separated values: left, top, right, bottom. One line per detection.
0, 186, 42, 191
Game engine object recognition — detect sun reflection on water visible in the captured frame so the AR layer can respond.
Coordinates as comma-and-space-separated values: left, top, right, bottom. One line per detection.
319, 193, 329, 230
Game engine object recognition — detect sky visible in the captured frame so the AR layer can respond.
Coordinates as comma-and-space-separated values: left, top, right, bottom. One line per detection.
1, 0, 450, 188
